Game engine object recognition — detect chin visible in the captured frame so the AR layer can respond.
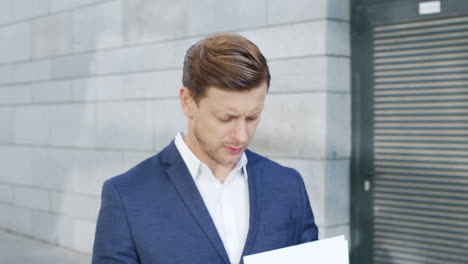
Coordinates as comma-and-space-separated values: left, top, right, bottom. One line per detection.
216, 156, 237, 167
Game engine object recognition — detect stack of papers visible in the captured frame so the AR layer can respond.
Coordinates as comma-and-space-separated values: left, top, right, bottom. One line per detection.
244, 236, 349, 264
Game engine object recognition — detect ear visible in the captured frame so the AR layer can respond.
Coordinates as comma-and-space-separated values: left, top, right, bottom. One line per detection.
180, 87, 196, 118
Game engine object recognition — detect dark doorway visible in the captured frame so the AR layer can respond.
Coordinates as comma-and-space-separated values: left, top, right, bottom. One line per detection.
351, 1, 468, 263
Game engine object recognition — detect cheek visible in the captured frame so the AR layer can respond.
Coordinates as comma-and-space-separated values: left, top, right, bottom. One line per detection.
200, 117, 229, 140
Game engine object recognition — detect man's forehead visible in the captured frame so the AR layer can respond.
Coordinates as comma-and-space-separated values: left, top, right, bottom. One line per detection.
200, 86, 267, 113
203, 83, 268, 98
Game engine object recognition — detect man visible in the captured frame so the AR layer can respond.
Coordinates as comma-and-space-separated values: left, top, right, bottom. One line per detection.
93, 33, 318, 264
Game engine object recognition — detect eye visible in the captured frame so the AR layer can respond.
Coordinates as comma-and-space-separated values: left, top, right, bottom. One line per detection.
246, 116, 258, 122
218, 116, 232, 122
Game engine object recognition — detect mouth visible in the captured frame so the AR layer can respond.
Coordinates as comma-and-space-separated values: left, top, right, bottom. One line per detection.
224, 146, 243, 154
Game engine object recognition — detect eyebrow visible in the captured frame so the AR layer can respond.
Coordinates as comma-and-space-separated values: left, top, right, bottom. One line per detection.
216, 105, 263, 115
216, 110, 261, 117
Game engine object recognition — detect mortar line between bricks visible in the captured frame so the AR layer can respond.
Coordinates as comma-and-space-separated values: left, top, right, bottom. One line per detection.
46, 0, 51, 16
0, 181, 100, 199
0, 142, 350, 161
0, 67, 183, 88
0, 54, 349, 88
0, 0, 119, 29
0, 18, 349, 68
327, 17, 350, 23
0, 200, 14, 206
0, 96, 179, 107
0, 90, 350, 107
0, 142, 155, 154
0, 201, 98, 223
326, 54, 351, 59
0, 228, 93, 256
317, 223, 351, 229
265, 155, 350, 161
265, 0, 270, 24
268, 54, 350, 62
9, 107, 15, 143
269, 90, 351, 95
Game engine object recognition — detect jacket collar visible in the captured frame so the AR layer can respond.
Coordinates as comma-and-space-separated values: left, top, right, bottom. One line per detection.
161, 142, 264, 263
162, 141, 230, 263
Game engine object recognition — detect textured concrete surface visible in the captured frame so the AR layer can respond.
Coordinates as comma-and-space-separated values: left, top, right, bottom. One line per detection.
0, 0, 351, 252
0, 230, 91, 264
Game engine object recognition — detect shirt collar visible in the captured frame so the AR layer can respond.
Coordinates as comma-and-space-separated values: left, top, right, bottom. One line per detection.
174, 132, 248, 181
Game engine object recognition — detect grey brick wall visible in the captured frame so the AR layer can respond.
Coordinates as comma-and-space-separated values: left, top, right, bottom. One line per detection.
0, 0, 350, 254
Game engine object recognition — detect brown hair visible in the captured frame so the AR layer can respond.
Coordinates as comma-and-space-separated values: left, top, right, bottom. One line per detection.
182, 33, 270, 103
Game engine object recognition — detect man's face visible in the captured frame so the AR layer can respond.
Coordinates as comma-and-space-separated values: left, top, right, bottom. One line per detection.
182, 82, 268, 168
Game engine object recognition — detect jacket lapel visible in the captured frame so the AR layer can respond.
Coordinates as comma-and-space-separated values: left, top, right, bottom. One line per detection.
162, 142, 230, 264
241, 150, 264, 258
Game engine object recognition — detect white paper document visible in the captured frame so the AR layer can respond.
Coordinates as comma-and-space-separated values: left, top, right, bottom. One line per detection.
243, 236, 349, 264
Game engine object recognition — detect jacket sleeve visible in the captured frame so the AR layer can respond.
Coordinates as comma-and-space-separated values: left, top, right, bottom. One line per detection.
92, 179, 140, 264
294, 169, 319, 243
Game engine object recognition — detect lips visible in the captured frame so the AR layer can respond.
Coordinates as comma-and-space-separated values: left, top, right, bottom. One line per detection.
224, 146, 243, 154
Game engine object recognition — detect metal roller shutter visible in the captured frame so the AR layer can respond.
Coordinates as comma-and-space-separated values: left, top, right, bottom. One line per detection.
372, 16, 468, 264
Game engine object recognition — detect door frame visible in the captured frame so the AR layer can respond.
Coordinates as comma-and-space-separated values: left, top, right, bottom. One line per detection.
350, 1, 468, 263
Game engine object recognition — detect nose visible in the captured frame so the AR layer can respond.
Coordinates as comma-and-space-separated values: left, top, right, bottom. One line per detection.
231, 120, 249, 146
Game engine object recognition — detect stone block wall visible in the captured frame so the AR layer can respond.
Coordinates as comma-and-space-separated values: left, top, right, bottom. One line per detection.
0, 0, 350, 254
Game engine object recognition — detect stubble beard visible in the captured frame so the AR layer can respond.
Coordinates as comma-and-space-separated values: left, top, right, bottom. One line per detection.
193, 128, 240, 167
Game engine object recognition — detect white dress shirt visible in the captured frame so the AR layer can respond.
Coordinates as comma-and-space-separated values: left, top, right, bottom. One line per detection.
174, 132, 250, 264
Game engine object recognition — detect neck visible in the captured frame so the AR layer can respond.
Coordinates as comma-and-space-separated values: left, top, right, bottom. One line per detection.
183, 132, 234, 183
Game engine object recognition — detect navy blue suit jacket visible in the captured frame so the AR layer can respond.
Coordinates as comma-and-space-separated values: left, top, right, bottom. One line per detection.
92, 142, 318, 263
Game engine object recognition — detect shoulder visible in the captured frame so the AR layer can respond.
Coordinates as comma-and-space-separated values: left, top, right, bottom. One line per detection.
109, 154, 155, 184
103, 141, 185, 197
245, 150, 308, 218
245, 149, 303, 187
246, 149, 299, 173
106, 141, 178, 187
